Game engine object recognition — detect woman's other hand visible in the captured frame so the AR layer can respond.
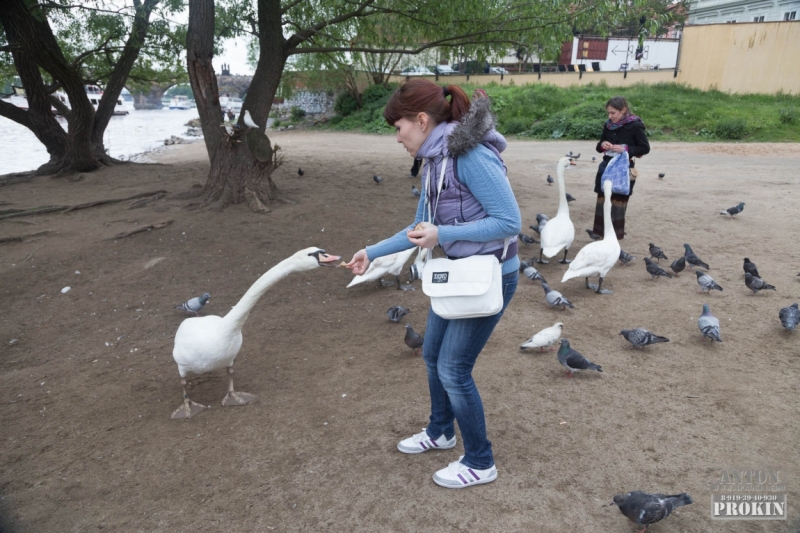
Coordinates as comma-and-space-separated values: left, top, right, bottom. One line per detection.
407, 225, 439, 249
600, 141, 612, 151
609, 144, 627, 153
346, 249, 370, 275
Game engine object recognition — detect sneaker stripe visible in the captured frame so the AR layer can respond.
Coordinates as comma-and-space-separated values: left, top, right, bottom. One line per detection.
430, 439, 439, 448
467, 468, 480, 481
420, 442, 428, 450
457, 473, 469, 485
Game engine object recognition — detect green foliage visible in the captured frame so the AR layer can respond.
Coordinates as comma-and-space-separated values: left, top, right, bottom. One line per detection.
334, 92, 359, 117
361, 83, 396, 105
713, 118, 748, 139
290, 106, 307, 121
318, 81, 800, 142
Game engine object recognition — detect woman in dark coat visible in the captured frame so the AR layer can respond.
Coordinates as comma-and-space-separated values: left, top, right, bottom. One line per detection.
593, 96, 650, 239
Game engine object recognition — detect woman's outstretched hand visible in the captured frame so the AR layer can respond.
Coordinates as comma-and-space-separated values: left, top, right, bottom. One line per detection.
407, 224, 439, 249
346, 249, 370, 275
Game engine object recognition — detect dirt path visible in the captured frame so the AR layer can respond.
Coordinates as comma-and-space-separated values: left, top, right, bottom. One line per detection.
1, 132, 798, 532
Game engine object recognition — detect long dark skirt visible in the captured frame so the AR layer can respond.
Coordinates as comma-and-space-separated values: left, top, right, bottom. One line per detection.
593, 193, 628, 240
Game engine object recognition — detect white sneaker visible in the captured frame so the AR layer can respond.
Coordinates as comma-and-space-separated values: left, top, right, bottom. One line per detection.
433, 456, 497, 489
397, 428, 456, 454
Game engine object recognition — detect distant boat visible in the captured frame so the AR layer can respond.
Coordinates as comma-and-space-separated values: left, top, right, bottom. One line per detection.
84, 85, 130, 115
168, 95, 192, 110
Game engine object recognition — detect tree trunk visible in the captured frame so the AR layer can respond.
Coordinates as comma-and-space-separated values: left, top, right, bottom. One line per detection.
187, 0, 286, 211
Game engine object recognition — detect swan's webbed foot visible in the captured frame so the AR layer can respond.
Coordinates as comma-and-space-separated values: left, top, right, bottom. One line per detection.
378, 277, 395, 287
171, 399, 207, 419
587, 277, 613, 294
222, 391, 257, 406
557, 250, 571, 264
535, 249, 549, 264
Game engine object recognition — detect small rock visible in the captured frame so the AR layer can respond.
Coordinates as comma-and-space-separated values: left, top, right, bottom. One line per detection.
61, 286, 71, 293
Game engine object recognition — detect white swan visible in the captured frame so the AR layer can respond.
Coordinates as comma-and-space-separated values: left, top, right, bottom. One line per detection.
346, 247, 416, 290
537, 157, 575, 264
561, 179, 620, 294
170, 247, 341, 419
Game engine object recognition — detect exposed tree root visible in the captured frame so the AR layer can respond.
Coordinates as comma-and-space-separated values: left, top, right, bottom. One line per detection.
243, 188, 271, 213
0, 230, 52, 244
0, 171, 37, 187
104, 219, 173, 240
0, 190, 168, 220
128, 192, 166, 209
165, 186, 205, 200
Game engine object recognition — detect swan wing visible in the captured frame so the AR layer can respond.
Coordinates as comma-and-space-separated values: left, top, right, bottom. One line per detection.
173, 315, 243, 376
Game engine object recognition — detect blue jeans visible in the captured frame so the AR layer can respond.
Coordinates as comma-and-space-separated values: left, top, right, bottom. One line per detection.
422, 271, 518, 470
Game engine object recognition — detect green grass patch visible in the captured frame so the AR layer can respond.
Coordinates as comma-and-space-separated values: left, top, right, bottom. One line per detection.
317, 82, 800, 142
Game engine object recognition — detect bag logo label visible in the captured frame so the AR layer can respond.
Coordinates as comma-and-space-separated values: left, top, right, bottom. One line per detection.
432, 272, 449, 283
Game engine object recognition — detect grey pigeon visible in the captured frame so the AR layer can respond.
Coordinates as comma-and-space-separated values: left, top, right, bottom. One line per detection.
566, 193, 576, 202
373, 174, 383, 184
520, 261, 546, 283
742, 257, 760, 278
297, 168, 304, 176
567, 152, 580, 159
618, 249, 636, 266
779, 303, 800, 331
529, 224, 543, 235
541, 282, 574, 309
620, 328, 670, 348
592, 156, 597, 161
174, 292, 210, 315
611, 491, 693, 531
698, 303, 722, 342
536, 213, 550, 225
546, 174, 554, 185
695, 270, 722, 293
669, 256, 686, 276
556, 339, 601, 377
644, 257, 672, 280
411, 185, 420, 197
720, 202, 745, 217
648, 243, 668, 261
566, 151, 573, 157
585, 229, 602, 241
744, 272, 775, 294
386, 306, 410, 323
404, 324, 424, 355
518, 233, 539, 246
683, 244, 710, 270
658, 172, 665, 178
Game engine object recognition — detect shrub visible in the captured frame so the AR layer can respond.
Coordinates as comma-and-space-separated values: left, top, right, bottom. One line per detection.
778, 108, 797, 124
361, 83, 395, 105
500, 117, 529, 135
714, 118, 748, 139
334, 92, 359, 116
290, 106, 306, 121
328, 115, 343, 125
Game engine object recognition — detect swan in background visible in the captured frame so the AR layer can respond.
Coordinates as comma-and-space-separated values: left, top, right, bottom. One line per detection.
561, 179, 620, 294
170, 247, 341, 419
537, 157, 574, 264
347, 247, 416, 290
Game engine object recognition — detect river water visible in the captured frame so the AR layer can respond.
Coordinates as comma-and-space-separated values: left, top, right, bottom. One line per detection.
0, 107, 201, 175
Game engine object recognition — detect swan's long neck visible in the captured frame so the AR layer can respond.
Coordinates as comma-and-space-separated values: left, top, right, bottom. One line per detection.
602, 185, 617, 241
556, 164, 569, 217
222, 257, 302, 332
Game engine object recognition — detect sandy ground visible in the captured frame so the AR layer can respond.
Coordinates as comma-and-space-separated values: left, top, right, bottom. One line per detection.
1, 132, 799, 533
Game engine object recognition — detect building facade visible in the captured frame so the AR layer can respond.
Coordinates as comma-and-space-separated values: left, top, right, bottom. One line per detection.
688, 0, 799, 24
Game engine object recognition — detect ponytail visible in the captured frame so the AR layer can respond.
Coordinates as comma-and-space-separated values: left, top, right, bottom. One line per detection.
384, 78, 471, 126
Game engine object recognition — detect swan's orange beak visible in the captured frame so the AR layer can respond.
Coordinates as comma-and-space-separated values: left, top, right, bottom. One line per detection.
317, 252, 342, 267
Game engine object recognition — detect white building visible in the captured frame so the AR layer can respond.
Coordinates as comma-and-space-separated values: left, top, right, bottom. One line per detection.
688, 0, 799, 24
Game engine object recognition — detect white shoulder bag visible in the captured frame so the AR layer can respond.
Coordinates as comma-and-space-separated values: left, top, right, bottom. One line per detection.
418, 159, 509, 320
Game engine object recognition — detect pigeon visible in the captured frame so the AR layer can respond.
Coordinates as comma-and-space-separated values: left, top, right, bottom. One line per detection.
779, 303, 800, 331
536, 213, 550, 225
373, 174, 383, 184
695, 270, 723, 293
386, 306, 410, 323
720, 202, 745, 217
698, 303, 722, 342
520, 260, 546, 283
571, 153, 581, 160
518, 233, 539, 246
669, 256, 686, 276
611, 491, 693, 532
566, 151, 573, 157
648, 243, 668, 261
221, 122, 237, 136
592, 156, 597, 162
566, 193, 576, 202
411, 185, 420, 197
644, 258, 672, 280
683, 244, 710, 270
243, 110, 259, 129
529, 224, 543, 235
541, 282, 574, 309
546, 174, 554, 185
585, 229, 602, 241
520, 322, 563, 352
556, 339, 601, 377
742, 258, 760, 278
744, 272, 776, 294
620, 328, 670, 348
618, 249, 636, 266
297, 168, 304, 176
658, 172, 665, 178
404, 324, 424, 355
174, 292, 210, 316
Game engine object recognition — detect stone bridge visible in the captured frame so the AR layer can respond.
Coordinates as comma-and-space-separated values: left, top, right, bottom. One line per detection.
130, 70, 253, 109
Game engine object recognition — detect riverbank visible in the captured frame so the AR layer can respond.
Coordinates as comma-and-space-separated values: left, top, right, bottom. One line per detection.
1, 132, 799, 532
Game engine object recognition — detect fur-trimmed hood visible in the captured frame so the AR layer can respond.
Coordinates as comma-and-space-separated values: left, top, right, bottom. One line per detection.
446, 96, 506, 157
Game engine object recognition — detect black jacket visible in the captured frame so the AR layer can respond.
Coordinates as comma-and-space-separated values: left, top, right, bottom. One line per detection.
594, 118, 650, 195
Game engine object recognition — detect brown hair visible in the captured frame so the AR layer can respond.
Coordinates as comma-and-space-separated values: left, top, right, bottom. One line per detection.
383, 79, 470, 126
606, 96, 631, 115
